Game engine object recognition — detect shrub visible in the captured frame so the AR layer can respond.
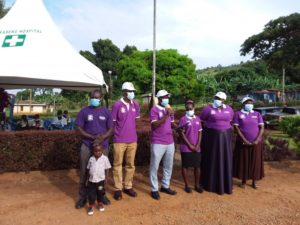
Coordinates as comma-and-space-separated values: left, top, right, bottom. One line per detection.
0, 128, 152, 172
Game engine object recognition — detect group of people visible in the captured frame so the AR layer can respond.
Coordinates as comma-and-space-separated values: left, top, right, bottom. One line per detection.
15, 110, 73, 130
74, 82, 265, 216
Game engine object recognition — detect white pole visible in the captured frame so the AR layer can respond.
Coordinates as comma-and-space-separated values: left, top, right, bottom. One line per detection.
152, 0, 156, 105
282, 66, 285, 105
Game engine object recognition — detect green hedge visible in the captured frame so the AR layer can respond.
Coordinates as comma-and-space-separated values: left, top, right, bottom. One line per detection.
0, 130, 151, 172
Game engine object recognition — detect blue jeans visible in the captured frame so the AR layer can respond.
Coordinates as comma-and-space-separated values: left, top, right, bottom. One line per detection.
149, 143, 175, 192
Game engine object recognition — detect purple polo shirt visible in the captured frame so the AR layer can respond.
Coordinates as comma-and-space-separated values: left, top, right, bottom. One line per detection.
179, 115, 202, 153
200, 104, 234, 130
150, 105, 174, 145
233, 110, 264, 142
75, 106, 113, 149
112, 99, 140, 143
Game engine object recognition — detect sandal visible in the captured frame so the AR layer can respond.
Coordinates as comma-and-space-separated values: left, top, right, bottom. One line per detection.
239, 183, 246, 189
252, 181, 258, 189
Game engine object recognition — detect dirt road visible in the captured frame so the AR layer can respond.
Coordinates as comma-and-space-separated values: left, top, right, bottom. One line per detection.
0, 159, 299, 225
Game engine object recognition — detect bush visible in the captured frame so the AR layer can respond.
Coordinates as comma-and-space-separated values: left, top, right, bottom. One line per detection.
0, 129, 152, 172
279, 116, 300, 136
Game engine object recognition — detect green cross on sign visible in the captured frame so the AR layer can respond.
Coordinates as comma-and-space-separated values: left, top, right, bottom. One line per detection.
2, 34, 26, 47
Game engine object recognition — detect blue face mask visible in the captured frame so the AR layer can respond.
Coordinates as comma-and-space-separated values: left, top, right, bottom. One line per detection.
127, 92, 135, 100
244, 104, 254, 112
213, 99, 222, 108
90, 98, 101, 107
186, 110, 194, 117
161, 98, 169, 107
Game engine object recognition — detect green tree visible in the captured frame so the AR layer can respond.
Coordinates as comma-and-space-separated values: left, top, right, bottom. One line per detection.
122, 45, 138, 57
117, 49, 197, 99
197, 60, 280, 99
240, 13, 300, 82
0, 0, 9, 19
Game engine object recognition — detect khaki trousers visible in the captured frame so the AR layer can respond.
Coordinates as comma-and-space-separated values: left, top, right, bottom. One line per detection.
113, 143, 137, 190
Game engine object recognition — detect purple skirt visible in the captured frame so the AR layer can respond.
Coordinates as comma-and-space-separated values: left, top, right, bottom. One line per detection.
200, 128, 233, 195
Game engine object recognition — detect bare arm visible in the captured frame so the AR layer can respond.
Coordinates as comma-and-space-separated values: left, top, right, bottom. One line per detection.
195, 131, 202, 151
76, 126, 95, 140
252, 125, 264, 145
152, 108, 173, 129
179, 129, 195, 151
94, 127, 113, 145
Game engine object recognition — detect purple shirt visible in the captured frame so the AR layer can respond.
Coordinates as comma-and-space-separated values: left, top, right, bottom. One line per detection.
179, 115, 202, 153
150, 105, 174, 145
112, 99, 140, 143
75, 106, 113, 149
233, 110, 264, 142
200, 104, 234, 130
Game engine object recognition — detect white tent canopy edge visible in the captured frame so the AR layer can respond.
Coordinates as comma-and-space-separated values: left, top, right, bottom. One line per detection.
0, 0, 106, 92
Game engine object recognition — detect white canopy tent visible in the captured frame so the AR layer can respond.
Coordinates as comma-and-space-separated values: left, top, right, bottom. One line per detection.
0, 0, 106, 91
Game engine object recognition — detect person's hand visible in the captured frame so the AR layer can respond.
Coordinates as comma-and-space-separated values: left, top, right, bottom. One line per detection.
95, 134, 104, 143
195, 144, 200, 152
166, 108, 173, 116
252, 140, 259, 146
189, 144, 196, 151
243, 140, 252, 146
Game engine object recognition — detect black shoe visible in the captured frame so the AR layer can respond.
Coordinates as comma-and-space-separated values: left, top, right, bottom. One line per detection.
75, 198, 86, 209
160, 187, 177, 195
195, 185, 203, 193
124, 188, 137, 197
101, 195, 111, 205
184, 186, 192, 193
150, 191, 160, 200
114, 190, 122, 200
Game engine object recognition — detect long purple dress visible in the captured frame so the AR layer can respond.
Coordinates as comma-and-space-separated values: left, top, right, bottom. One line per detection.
200, 104, 234, 195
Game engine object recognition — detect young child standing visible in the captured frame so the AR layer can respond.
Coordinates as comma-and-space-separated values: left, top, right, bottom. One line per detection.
178, 100, 203, 193
86, 143, 111, 216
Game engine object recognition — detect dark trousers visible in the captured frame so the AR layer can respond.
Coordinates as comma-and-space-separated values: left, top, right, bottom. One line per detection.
88, 180, 106, 205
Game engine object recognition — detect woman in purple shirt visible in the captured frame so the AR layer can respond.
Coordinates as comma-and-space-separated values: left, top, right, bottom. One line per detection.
178, 100, 203, 193
233, 97, 264, 189
200, 91, 234, 195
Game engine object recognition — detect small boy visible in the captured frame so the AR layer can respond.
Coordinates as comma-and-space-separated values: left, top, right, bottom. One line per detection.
86, 143, 111, 216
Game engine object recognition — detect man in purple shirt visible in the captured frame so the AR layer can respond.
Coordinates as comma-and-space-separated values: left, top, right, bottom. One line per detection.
111, 82, 140, 200
74, 89, 113, 209
149, 90, 177, 200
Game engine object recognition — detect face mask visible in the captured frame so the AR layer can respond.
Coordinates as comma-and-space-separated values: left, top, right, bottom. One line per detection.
58, 116, 62, 120
186, 110, 194, 117
161, 98, 169, 107
127, 92, 135, 100
244, 104, 254, 112
90, 98, 101, 107
213, 99, 222, 108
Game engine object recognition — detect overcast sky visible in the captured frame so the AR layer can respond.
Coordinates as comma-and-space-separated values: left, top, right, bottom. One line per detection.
5, 0, 300, 70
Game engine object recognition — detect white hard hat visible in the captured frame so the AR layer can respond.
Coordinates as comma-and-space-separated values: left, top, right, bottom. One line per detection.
122, 82, 136, 91
215, 91, 227, 100
241, 96, 254, 104
156, 90, 170, 98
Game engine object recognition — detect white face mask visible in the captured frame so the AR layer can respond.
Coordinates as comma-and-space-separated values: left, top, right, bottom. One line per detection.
127, 92, 135, 100
186, 110, 195, 117
161, 98, 169, 106
244, 104, 254, 112
213, 99, 222, 108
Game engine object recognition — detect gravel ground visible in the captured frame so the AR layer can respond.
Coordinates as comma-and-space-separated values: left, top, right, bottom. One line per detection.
0, 158, 299, 225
